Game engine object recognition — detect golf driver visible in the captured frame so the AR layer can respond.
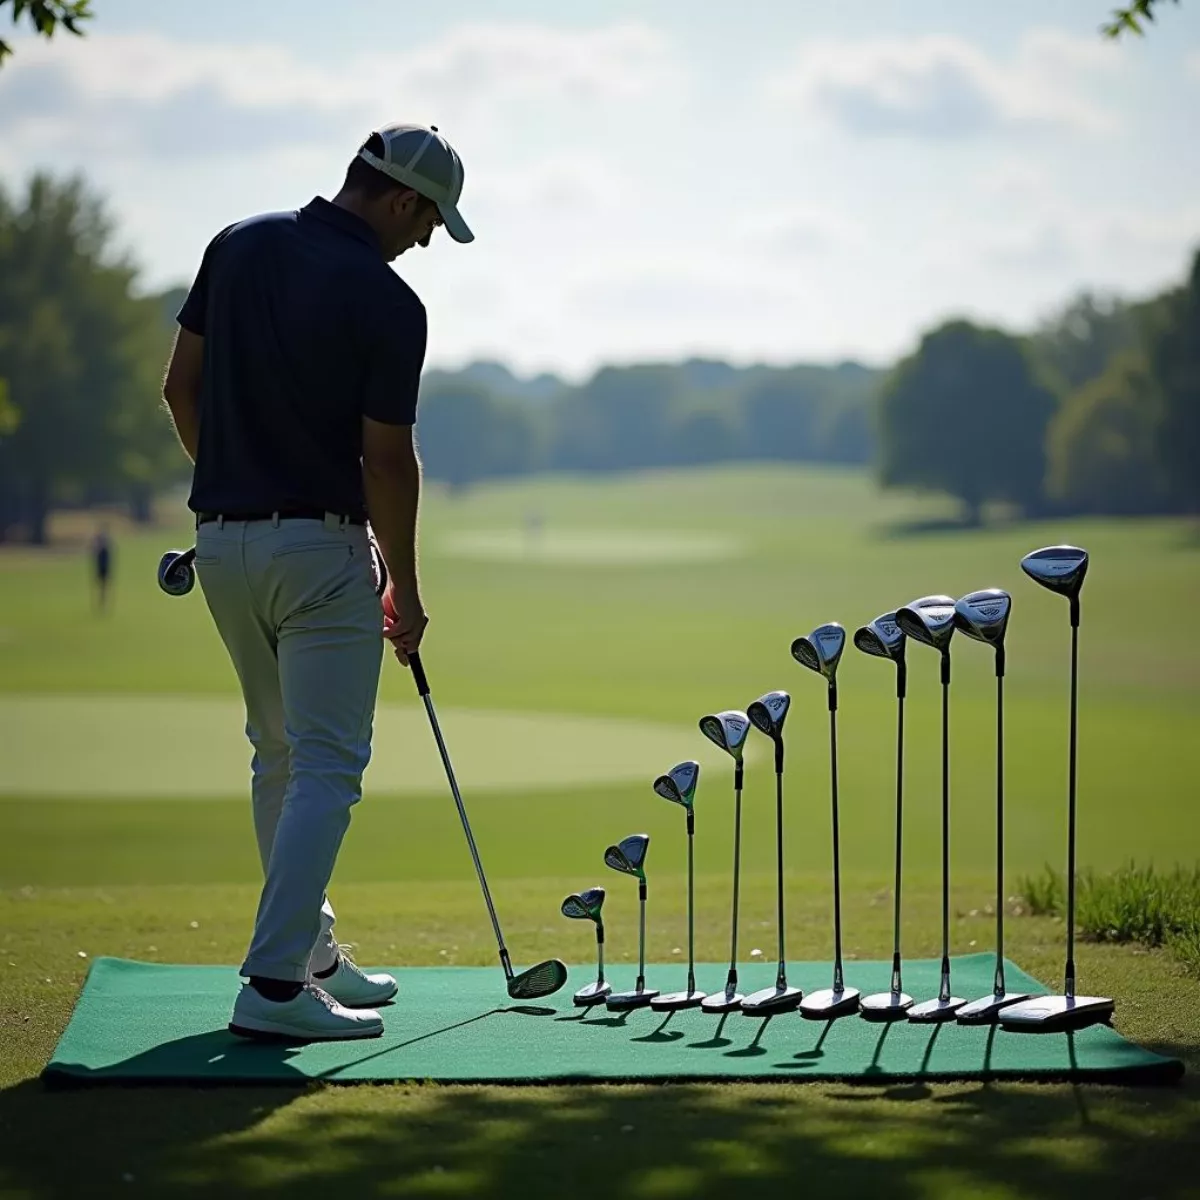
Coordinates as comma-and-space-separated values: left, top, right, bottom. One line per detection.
650, 761, 707, 1011
792, 623, 861, 1019
896, 596, 965, 1022
409, 653, 567, 1000
953, 590, 1030, 1024
561, 887, 611, 1007
698, 710, 751, 1013
742, 690, 805, 1015
1003, 546, 1114, 1031
603, 835, 659, 1009
855, 613, 914, 1020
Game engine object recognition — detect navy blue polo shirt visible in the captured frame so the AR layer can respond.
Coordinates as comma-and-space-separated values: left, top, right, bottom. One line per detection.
178, 197, 427, 518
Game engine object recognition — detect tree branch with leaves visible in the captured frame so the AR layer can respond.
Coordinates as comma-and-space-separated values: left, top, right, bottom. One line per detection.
1102, 0, 1181, 38
0, 0, 91, 68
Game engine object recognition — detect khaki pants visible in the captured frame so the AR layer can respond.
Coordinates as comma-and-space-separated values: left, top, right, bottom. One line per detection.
195, 514, 383, 982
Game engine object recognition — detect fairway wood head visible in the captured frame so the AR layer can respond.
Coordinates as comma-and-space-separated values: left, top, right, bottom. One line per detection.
157, 548, 197, 597
698, 711, 750, 762
747, 690, 791, 742
896, 595, 957, 654
1020, 545, 1089, 602
560, 886, 606, 923
854, 612, 906, 665
954, 589, 1012, 648
791, 622, 846, 683
604, 834, 649, 881
507, 958, 569, 1000
654, 760, 699, 811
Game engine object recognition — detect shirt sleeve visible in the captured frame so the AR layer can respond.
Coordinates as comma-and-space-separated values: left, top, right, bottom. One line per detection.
176, 226, 232, 336
360, 295, 428, 426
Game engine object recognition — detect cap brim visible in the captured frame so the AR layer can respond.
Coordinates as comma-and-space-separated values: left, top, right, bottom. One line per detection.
438, 202, 473, 244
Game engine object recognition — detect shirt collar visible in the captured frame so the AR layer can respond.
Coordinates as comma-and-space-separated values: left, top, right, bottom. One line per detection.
300, 197, 381, 254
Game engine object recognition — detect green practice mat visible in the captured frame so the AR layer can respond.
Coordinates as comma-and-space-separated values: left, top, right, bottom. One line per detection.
44, 954, 1183, 1086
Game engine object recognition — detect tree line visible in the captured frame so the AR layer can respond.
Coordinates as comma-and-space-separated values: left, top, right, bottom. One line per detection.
0, 171, 1196, 542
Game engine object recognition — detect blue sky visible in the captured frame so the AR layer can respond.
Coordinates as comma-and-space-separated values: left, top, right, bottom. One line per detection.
1, 0, 1197, 378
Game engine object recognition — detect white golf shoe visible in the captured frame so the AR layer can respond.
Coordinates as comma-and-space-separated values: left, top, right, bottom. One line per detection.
229, 982, 383, 1042
314, 948, 399, 1008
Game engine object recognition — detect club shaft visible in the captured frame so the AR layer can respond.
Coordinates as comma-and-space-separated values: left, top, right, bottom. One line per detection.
597, 934, 605, 986
420, 694, 509, 973
776, 769, 787, 986
687, 827, 696, 994
637, 887, 647, 991
892, 692, 905, 993
1066, 623, 1078, 999
995, 671, 1006, 996
729, 780, 742, 984
940, 675, 951, 1003
830, 707, 844, 993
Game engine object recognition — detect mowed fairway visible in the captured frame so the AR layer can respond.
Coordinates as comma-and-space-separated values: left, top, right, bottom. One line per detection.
2, 465, 1199, 1199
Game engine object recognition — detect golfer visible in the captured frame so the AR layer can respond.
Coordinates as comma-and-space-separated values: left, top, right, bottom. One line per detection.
162, 123, 473, 1041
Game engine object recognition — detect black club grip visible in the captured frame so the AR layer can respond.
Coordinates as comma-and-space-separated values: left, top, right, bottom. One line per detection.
408, 651, 430, 697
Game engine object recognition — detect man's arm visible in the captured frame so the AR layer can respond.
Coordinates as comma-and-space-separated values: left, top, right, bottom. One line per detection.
162, 327, 204, 463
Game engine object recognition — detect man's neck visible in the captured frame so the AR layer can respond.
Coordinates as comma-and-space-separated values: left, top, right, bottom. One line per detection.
331, 191, 386, 258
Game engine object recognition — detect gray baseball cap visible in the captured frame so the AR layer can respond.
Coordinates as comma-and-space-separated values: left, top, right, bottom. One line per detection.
358, 123, 473, 244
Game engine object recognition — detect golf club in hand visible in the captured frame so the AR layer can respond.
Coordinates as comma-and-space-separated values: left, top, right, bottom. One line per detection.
651, 761, 707, 1011
953, 590, 1030, 1024
854, 613, 914, 1020
603, 835, 659, 1009
561, 887, 611, 1007
742, 691, 805, 1015
409, 652, 567, 1000
698, 711, 751, 1013
895, 597, 966, 1023
1003, 547, 1114, 1032
792, 624, 861, 1020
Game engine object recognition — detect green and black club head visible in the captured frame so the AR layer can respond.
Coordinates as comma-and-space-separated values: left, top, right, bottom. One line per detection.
604, 834, 649, 882
654, 760, 699, 811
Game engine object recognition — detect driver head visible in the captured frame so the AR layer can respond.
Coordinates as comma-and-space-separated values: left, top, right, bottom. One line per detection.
854, 612, 906, 664
1020, 546, 1088, 601
954, 589, 1011, 647
560, 886, 606, 923
653, 760, 699, 811
604, 833, 649, 881
157, 548, 197, 597
791, 622, 846, 683
747, 690, 791, 741
896, 595, 957, 653
698, 711, 750, 762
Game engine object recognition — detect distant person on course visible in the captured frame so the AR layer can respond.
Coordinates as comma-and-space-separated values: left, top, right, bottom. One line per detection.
91, 524, 114, 614
162, 123, 473, 1042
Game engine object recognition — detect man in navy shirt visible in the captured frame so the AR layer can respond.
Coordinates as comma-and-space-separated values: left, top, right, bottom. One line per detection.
163, 123, 472, 1041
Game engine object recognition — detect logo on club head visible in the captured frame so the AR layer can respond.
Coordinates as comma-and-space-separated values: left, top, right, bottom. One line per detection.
878, 618, 899, 639
725, 715, 748, 739
977, 603, 1004, 619
767, 694, 788, 716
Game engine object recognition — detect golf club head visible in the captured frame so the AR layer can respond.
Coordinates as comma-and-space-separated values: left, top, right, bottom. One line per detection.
698, 711, 750, 762
653, 760, 699, 811
896, 595, 957, 654
791, 622, 846, 683
747, 690, 791, 741
367, 534, 388, 597
157, 548, 197, 597
604, 833, 649, 881
507, 958, 568, 1000
854, 611, 906, 664
560, 886, 606, 923
954, 589, 1012, 647
1020, 546, 1089, 602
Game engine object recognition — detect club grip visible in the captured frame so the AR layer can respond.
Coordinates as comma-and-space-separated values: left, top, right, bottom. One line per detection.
409, 651, 430, 697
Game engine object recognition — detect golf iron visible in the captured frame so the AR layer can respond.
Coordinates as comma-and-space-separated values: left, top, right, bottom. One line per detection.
650, 761, 707, 1011
792, 624, 860, 1019
953, 590, 1030, 1023
698, 710, 751, 1013
1002, 547, 1114, 1032
409, 653, 567, 1000
854, 613, 914, 1020
561, 887, 611, 1007
896, 597, 965, 1022
742, 690, 804, 1015
603, 835, 659, 1009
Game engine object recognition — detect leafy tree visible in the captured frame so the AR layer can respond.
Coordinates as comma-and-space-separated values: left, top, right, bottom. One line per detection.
878, 320, 1058, 524
1031, 293, 1144, 394
673, 409, 737, 465
1102, 0, 1180, 37
0, 0, 90, 66
741, 371, 824, 462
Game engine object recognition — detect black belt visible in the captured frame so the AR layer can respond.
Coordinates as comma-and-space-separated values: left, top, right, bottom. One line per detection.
195, 509, 367, 528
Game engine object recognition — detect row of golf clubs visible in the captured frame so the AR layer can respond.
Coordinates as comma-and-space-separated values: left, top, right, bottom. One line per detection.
561, 546, 1114, 1032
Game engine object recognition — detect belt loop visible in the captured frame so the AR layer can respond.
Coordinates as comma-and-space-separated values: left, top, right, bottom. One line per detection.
272, 511, 281, 529
217, 514, 225, 530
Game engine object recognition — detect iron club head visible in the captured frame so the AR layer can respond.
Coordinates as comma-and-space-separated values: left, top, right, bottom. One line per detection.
698, 711, 750, 762
654, 760, 699, 811
896, 595, 957, 654
747, 690, 791, 741
854, 612, 906, 664
507, 958, 569, 1000
561, 886, 606, 923
791, 623, 847, 684
1020, 546, 1089, 602
157, 548, 197, 597
604, 834, 649, 881
954, 589, 1012, 647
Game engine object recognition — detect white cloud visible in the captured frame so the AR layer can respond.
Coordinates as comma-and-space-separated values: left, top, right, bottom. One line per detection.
1188, 50, 1200, 79
765, 28, 1122, 139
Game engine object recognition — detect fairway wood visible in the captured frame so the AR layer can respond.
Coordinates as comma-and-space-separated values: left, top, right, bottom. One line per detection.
653, 761, 699, 810
698, 711, 751, 760
561, 887, 606, 922
605, 986, 657, 1010
896, 595, 957, 654
651, 988, 706, 1011
572, 980, 612, 1007
604, 835, 649, 881
561, 887, 609, 1006
859, 990, 914, 1021
157, 547, 197, 597
746, 691, 791, 743
604, 834, 659, 1009
742, 983, 803, 1015
1020, 545, 1089, 604
853, 612, 906, 665
999, 994, 1114, 1031
908, 995, 966, 1023
954, 589, 1012, 648
956, 990, 1029, 1024
652, 763, 705, 1010
790, 623, 846, 684
799, 987, 861, 1020
701, 987, 746, 1014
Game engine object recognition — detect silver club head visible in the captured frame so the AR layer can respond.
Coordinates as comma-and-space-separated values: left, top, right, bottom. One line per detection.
653, 760, 699, 811
604, 834, 649, 881
157, 548, 197, 597
854, 611, 906, 664
747, 690, 791, 741
698, 711, 750, 761
561, 886, 606, 922
896, 595, 957, 654
954, 589, 1012, 647
1020, 545, 1089, 602
791, 622, 846, 683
